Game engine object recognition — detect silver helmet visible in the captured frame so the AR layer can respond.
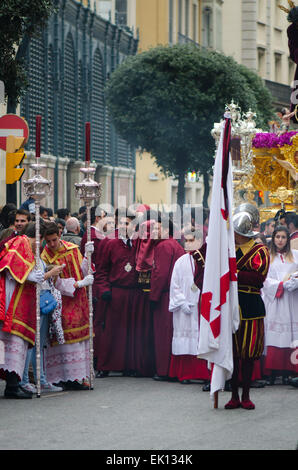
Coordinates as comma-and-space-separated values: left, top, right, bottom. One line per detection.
233, 211, 256, 238
233, 203, 260, 228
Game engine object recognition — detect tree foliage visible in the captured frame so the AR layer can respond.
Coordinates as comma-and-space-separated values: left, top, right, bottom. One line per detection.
105, 44, 275, 206
0, 0, 56, 108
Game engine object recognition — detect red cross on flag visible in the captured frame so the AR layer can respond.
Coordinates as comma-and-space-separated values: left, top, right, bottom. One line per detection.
198, 115, 239, 403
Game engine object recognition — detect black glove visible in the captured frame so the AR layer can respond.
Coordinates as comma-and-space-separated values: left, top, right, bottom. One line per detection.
102, 291, 112, 301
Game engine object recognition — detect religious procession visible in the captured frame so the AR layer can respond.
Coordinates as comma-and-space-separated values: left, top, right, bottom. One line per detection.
0, 1, 298, 453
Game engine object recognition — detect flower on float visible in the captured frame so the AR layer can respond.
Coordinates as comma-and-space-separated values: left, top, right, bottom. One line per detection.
252, 133, 279, 148
278, 131, 298, 147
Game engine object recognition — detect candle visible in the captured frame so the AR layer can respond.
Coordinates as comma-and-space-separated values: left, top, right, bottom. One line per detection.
85, 122, 90, 162
36, 115, 41, 158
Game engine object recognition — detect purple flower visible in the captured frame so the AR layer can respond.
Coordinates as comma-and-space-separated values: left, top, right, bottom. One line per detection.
252, 133, 279, 148
278, 131, 298, 147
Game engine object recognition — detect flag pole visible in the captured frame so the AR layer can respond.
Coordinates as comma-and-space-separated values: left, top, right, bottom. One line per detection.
214, 391, 218, 409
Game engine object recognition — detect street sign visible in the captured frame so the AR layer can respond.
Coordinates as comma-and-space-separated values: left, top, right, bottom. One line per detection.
0, 114, 29, 151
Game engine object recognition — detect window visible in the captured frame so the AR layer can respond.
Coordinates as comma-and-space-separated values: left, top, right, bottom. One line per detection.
169, 0, 174, 44
202, 6, 212, 48
289, 57, 295, 86
98, 0, 112, 21
185, 0, 189, 37
257, 47, 266, 78
274, 0, 282, 28
274, 52, 282, 83
178, 0, 183, 34
258, 0, 266, 23
115, 0, 127, 26
192, 3, 198, 42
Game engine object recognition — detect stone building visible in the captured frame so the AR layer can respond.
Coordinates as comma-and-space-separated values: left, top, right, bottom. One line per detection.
18, 0, 138, 212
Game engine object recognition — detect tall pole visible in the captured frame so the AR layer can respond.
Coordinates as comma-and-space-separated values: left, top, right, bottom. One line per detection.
75, 122, 101, 391
85, 122, 94, 390
23, 115, 52, 398
34, 115, 42, 398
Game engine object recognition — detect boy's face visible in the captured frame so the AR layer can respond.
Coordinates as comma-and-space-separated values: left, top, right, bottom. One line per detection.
15, 214, 29, 234
184, 235, 202, 251
45, 233, 61, 252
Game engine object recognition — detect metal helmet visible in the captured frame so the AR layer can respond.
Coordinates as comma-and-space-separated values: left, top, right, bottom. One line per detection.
233, 203, 260, 228
233, 211, 256, 238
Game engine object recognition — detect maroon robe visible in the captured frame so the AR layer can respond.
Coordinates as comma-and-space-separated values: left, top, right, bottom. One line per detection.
150, 237, 184, 377
93, 237, 138, 372
129, 223, 157, 377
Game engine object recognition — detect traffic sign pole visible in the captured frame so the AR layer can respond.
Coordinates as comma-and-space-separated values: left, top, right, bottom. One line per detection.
0, 114, 29, 205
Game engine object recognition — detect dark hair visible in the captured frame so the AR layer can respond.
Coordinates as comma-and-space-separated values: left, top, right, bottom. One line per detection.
43, 222, 60, 238
25, 221, 47, 239
265, 218, 274, 227
253, 232, 267, 246
286, 212, 298, 229
117, 207, 136, 221
184, 229, 202, 239
55, 218, 65, 227
56, 208, 70, 220
274, 209, 286, 224
157, 213, 174, 237
90, 206, 97, 225
16, 209, 31, 221
79, 206, 87, 214
0, 203, 17, 228
46, 207, 53, 217
7, 210, 16, 226
270, 225, 293, 262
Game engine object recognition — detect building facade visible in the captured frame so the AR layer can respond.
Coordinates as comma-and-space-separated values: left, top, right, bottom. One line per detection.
221, 0, 293, 109
102, 0, 205, 208
15, 0, 138, 212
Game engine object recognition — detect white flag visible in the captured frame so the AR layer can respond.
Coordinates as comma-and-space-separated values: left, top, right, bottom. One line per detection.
198, 116, 239, 399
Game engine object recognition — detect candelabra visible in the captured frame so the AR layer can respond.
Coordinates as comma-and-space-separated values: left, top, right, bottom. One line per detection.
23, 115, 52, 398
74, 122, 102, 391
211, 103, 260, 206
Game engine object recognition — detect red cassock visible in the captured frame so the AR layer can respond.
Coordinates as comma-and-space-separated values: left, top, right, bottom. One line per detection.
93, 237, 138, 372
0, 235, 36, 347
150, 238, 184, 377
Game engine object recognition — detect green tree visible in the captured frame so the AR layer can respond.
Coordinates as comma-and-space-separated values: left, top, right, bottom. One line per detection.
0, 0, 56, 113
105, 44, 274, 208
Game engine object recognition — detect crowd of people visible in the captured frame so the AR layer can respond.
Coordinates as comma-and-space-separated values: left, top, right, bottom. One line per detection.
0, 199, 297, 409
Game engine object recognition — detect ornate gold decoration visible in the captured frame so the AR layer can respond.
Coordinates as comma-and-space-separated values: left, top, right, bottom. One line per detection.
251, 150, 289, 193
279, 133, 298, 175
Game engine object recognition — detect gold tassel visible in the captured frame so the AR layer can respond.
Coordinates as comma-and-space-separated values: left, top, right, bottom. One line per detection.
288, 1, 296, 9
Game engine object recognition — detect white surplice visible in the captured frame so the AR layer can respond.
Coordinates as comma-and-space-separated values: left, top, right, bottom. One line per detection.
44, 258, 90, 383
169, 253, 200, 356
262, 250, 298, 350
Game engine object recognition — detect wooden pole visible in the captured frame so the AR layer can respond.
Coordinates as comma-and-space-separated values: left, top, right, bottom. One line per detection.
214, 391, 219, 409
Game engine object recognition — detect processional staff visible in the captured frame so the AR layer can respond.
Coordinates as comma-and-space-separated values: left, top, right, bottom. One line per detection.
75, 122, 102, 390
23, 115, 52, 397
